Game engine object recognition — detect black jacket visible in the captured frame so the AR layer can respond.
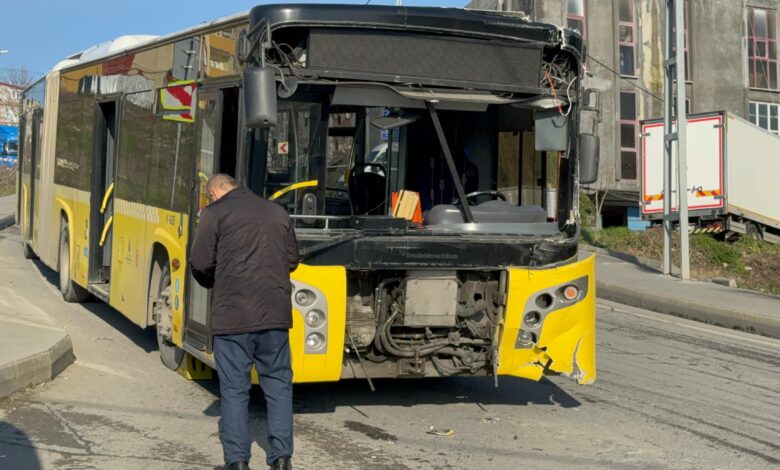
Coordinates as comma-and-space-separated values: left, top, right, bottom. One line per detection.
189, 188, 299, 335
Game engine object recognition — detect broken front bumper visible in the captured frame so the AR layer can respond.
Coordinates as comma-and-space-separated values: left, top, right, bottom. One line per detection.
497, 255, 596, 384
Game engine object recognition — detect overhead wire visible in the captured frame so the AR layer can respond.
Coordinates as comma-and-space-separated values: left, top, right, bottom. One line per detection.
585, 53, 664, 103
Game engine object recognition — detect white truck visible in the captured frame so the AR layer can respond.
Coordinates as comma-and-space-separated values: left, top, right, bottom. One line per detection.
640, 111, 780, 244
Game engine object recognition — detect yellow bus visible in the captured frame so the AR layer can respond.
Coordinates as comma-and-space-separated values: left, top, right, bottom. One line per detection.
17, 4, 599, 385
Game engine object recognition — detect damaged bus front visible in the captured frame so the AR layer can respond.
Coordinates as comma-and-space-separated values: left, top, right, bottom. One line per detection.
236, 4, 598, 385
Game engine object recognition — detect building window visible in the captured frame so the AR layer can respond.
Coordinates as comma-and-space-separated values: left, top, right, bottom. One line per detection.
672, 98, 692, 115
567, 0, 587, 39
747, 7, 778, 89
749, 101, 779, 134
618, 0, 636, 75
620, 90, 638, 180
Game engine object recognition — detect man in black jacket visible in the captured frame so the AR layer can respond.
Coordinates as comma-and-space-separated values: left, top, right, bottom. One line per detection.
189, 174, 298, 470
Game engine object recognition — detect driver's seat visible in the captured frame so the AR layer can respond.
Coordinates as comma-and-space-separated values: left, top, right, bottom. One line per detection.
349, 164, 386, 215
424, 200, 547, 225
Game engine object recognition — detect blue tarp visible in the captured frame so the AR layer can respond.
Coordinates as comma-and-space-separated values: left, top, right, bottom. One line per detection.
0, 125, 17, 140
0, 125, 19, 167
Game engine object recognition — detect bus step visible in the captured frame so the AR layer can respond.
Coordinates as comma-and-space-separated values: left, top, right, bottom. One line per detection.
88, 282, 110, 302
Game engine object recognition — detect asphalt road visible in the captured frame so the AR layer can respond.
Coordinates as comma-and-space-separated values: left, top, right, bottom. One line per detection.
0, 227, 778, 470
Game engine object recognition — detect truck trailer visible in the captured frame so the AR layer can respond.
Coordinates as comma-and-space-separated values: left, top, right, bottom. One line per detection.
640, 111, 780, 244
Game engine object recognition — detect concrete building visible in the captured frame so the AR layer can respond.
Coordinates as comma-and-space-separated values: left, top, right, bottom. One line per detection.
0, 81, 23, 126
467, 0, 780, 227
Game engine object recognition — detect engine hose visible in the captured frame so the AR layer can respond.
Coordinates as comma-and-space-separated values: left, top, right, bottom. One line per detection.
363, 352, 387, 363
431, 356, 488, 376
373, 277, 401, 353
379, 328, 449, 358
436, 347, 471, 358
379, 312, 449, 358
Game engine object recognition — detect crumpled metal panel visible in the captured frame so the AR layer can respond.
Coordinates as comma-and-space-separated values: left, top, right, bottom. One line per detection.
497, 255, 596, 384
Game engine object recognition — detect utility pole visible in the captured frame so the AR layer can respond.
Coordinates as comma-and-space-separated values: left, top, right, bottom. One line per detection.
663, 0, 690, 279
674, 0, 690, 280
662, 2, 673, 275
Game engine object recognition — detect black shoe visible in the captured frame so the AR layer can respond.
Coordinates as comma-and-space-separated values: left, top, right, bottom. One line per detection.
270, 456, 292, 470
227, 461, 250, 470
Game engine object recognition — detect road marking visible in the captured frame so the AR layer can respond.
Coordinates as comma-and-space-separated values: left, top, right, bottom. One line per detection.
74, 360, 136, 380
598, 302, 780, 349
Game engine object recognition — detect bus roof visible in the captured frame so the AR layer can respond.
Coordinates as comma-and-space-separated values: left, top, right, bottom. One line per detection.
250, 3, 582, 52
50, 10, 249, 74
42, 3, 583, 89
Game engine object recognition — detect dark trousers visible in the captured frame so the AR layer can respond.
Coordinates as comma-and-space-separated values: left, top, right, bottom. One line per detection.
213, 329, 294, 466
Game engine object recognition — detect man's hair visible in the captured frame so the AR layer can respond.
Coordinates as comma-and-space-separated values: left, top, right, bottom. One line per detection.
207, 174, 238, 193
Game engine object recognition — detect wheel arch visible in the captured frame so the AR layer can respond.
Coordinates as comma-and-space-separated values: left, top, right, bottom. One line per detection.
57, 208, 71, 274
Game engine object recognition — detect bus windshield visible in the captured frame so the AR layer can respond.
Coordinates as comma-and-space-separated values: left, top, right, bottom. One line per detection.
259, 86, 567, 229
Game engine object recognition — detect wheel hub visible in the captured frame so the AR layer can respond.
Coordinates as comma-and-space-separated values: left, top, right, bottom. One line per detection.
155, 288, 173, 342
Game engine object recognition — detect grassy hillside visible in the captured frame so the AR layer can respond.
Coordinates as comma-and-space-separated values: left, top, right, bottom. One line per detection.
583, 226, 780, 295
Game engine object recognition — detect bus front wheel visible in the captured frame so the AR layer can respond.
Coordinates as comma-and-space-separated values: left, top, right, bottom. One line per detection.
58, 223, 89, 302
153, 260, 184, 371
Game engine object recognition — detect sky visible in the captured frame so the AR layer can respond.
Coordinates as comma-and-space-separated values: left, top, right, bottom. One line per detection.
0, 0, 468, 80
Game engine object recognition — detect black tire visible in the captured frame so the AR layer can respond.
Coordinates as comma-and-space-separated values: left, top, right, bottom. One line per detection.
153, 260, 184, 371
746, 222, 763, 242
58, 223, 89, 302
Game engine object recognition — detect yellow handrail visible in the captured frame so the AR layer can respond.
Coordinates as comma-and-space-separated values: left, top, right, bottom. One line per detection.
100, 182, 114, 214
269, 180, 318, 201
99, 216, 113, 247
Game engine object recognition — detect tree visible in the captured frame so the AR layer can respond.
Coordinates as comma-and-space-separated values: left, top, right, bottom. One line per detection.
0, 66, 36, 88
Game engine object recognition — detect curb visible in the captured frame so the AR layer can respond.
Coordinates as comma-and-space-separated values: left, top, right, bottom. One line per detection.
0, 334, 75, 399
0, 215, 14, 231
597, 281, 780, 339
582, 245, 681, 275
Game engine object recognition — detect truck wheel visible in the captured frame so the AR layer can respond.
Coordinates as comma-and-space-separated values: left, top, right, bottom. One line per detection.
746, 222, 763, 242
153, 260, 184, 371
58, 223, 89, 302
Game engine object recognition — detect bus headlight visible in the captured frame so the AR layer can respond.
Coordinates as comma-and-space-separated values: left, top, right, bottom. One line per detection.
305, 333, 325, 351
305, 309, 326, 328
516, 276, 589, 350
516, 330, 537, 346
562, 285, 580, 301
295, 289, 316, 307
524, 311, 541, 327
292, 280, 328, 355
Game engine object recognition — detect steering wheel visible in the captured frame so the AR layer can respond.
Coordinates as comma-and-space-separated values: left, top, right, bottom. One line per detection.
350, 162, 387, 177
452, 190, 507, 205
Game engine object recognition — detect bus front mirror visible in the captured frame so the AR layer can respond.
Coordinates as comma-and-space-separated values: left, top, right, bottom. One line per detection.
579, 133, 600, 185
243, 66, 277, 128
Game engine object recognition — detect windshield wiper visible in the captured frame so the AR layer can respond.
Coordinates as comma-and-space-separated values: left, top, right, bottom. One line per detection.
425, 102, 474, 223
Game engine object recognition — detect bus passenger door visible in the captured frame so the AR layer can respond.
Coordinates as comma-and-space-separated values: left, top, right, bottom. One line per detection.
23, 110, 42, 244
185, 87, 239, 353
88, 100, 118, 294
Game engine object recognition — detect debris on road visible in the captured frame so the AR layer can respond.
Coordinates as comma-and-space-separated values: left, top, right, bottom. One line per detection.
426, 426, 454, 436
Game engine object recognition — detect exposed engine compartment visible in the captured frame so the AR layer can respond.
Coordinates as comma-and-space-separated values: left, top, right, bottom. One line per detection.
344, 270, 505, 378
